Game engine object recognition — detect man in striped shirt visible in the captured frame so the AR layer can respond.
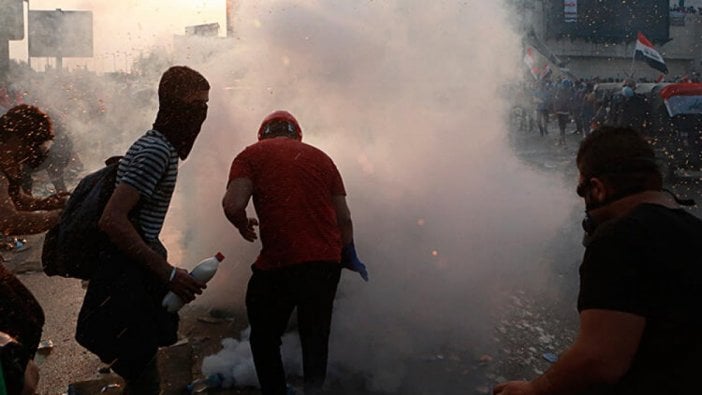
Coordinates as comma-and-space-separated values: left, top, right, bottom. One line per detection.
76, 66, 210, 394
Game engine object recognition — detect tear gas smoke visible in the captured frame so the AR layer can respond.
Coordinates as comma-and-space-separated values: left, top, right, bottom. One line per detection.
169, 1, 579, 393
7, 1, 582, 393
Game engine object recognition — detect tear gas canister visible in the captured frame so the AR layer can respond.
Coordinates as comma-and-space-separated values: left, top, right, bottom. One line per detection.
162, 252, 225, 313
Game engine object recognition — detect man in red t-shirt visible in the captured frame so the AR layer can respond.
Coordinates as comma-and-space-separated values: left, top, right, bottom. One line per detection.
223, 110, 368, 395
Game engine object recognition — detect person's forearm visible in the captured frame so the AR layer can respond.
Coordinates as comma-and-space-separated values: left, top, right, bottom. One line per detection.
0, 209, 60, 235
32, 196, 64, 211
100, 216, 170, 282
12, 193, 63, 211
531, 343, 611, 395
12, 194, 44, 211
338, 217, 353, 246
224, 206, 248, 230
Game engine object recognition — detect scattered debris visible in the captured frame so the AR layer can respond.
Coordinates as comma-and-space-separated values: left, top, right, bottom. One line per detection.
35, 339, 54, 364
37, 339, 54, 355
100, 383, 121, 393
0, 237, 28, 252
187, 373, 224, 394
542, 352, 558, 363
479, 354, 493, 365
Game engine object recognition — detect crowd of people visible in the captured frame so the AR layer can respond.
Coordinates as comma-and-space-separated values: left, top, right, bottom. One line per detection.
0, 64, 701, 395
514, 73, 702, 175
518, 77, 671, 143
670, 4, 702, 14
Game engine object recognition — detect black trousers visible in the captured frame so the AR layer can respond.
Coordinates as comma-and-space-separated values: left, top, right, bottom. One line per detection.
76, 240, 175, 389
246, 262, 341, 395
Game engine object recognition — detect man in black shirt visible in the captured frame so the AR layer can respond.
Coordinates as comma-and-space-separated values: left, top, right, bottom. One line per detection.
495, 126, 702, 395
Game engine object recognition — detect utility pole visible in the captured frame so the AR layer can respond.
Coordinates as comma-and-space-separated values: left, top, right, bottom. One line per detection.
0, 40, 9, 83
226, 0, 235, 37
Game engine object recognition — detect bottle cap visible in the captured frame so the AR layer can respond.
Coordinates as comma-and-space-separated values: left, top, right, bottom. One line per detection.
215, 252, 225, 262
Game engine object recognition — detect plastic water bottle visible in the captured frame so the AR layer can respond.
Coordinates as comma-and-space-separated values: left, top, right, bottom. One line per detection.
162, 252, 225, 313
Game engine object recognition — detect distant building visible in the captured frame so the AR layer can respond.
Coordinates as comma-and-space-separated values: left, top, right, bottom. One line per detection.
521, 0, 702, 80
185, 23, 221, 37
173, 23, 230, 64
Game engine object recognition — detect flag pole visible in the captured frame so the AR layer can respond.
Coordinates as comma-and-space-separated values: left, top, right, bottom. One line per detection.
629, 34, 637, 78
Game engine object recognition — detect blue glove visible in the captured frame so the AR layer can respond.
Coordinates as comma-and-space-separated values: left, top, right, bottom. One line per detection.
341, 242, 369, 282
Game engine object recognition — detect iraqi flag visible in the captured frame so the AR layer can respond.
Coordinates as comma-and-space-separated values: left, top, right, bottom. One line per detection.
634, 32, 668, 74
659, 83, 702, 117
523, 47, 539, 79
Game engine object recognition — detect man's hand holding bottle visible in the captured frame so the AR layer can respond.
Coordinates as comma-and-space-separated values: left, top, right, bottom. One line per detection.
166, 266, 206, 303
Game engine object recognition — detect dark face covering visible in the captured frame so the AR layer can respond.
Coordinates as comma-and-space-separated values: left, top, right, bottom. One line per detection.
22, 144, 51, 170
153, 99, 208, 160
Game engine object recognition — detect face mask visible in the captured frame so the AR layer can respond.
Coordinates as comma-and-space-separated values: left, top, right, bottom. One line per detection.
581, 212, 597, 247
153, 100, 208, 160
577, 177, 610, 244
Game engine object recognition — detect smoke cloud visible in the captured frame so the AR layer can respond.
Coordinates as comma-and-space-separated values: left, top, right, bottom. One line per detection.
8, 0, 582, 393
166, 1, 578, 393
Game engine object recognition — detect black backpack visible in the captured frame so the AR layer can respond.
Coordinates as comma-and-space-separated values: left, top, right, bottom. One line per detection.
41, 156, 123, 279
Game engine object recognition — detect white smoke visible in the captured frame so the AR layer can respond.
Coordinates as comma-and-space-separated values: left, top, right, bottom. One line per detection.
201, 327, 303, 389
7, 0, 581, 393
168, 1, 578, 393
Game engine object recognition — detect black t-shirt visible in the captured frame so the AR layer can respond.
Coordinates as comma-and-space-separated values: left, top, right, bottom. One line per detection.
578, 203, 702, 395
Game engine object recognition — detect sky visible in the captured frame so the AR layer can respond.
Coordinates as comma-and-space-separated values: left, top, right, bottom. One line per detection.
10, 0, 227, 72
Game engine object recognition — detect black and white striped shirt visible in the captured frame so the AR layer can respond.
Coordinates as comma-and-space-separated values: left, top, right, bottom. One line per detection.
116, 130, 178, 241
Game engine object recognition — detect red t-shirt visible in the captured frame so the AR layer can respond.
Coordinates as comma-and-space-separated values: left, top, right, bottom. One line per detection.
228, 138, 346, 270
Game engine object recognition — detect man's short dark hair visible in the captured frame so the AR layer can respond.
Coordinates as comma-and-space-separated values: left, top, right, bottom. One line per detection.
577, 126, 662, 194
0, 104, 53, 144
158, 66, 210, 105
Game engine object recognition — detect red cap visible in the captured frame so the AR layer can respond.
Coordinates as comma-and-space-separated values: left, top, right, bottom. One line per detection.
215, 252, 225, 262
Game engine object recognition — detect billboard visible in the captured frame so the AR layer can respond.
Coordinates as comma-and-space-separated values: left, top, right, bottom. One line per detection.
28, 10, 93, 57
0, 0, 24, 40
545, 0, 669, 43
185, 23, 220, 37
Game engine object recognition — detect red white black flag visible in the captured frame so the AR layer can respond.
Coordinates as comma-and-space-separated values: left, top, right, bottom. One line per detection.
634, 32, 668, 74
